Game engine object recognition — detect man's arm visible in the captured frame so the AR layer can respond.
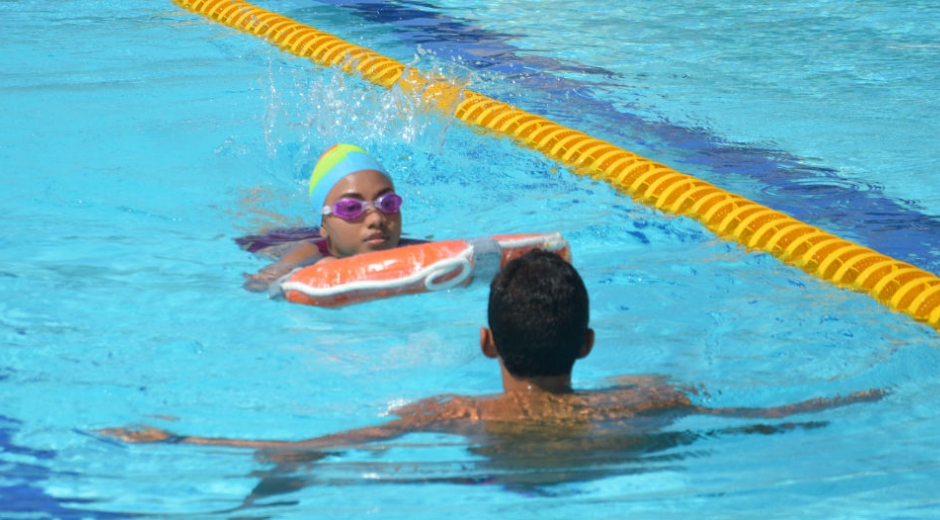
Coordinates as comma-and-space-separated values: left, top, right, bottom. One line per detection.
96, 419, 414, 450
96, 395, 462, 450
693, 389, 886, 419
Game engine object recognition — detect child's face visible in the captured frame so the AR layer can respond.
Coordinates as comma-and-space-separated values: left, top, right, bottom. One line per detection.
319, 169, 402, 258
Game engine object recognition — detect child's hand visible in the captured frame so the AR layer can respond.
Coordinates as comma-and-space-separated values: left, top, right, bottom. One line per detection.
243, 272, 273, 292
95, 426, 176, 443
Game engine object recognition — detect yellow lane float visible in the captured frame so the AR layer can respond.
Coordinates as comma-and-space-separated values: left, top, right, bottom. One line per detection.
172, 0, 940, 332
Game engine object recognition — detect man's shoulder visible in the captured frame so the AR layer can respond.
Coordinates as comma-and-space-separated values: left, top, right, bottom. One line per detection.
391, 378, 694, 427
394, 394, 492, 421
579, 377, 693, 415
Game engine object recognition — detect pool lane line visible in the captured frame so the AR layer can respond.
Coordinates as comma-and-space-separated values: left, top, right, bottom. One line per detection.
170, 0, 940, 333
329, 1, 940, 276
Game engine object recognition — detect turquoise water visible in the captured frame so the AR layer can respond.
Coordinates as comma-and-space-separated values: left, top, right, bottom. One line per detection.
1, 1, 939, 518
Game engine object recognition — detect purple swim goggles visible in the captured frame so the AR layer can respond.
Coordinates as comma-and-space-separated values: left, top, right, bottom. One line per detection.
321, 192, 402, 221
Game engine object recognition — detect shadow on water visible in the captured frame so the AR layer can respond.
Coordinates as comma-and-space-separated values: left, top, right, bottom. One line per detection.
0, 415, 136, 519
224, 419, 827, 513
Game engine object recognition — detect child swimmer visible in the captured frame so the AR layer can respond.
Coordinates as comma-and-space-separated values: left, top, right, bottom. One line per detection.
243, 144, 404, 292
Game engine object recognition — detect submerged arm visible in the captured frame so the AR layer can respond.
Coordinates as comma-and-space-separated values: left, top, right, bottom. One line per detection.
243, 241, 324, 292
96, 419, 414, 450
693, 388, 886, 419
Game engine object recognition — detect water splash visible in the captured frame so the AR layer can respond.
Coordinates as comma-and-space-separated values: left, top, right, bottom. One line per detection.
258, 50, 475, 184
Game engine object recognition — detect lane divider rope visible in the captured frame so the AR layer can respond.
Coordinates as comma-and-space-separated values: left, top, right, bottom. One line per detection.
171, 0, 940, 332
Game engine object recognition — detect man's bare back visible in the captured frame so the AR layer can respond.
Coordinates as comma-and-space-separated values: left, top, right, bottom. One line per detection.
96, 248, 886, 496
98, 375, 883, 451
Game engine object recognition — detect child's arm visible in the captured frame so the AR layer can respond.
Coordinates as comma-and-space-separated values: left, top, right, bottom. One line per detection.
243, 241, 324, 292
693, 388, 886, 419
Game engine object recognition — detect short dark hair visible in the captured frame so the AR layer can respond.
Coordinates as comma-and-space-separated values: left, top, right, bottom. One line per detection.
487, 249, 590, 378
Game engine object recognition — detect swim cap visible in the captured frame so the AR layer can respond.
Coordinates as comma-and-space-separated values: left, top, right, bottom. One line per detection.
309, 144, 390, 225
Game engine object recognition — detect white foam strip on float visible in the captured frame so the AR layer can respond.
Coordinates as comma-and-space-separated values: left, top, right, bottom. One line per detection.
495, 232, 567, 250
280, 246, 475, 298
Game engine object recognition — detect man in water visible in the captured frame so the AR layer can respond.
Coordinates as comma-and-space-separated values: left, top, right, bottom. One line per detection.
100, 250, 884, 450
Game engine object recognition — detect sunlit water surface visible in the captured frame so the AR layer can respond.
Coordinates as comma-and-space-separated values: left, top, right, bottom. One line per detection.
1, 1, 939, 518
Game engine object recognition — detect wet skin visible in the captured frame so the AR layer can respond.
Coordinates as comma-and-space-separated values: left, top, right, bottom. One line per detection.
317, 169, 402, 261
241, 169, 402, 291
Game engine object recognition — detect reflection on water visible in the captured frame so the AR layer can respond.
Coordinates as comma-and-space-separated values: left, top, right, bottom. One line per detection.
0, 415, 134, 520
228, 419, 827, 512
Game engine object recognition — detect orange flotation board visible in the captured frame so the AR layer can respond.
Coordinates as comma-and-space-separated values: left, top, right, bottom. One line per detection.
278, 232, 570, 307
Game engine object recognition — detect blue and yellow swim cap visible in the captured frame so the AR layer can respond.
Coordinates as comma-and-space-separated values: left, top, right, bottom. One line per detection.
309, 144, 390, 225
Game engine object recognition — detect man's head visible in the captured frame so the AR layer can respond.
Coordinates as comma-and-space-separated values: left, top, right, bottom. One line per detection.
484, 249, 592, 378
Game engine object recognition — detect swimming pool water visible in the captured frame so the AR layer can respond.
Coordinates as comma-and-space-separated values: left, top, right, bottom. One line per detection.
2, 0, 939, 518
